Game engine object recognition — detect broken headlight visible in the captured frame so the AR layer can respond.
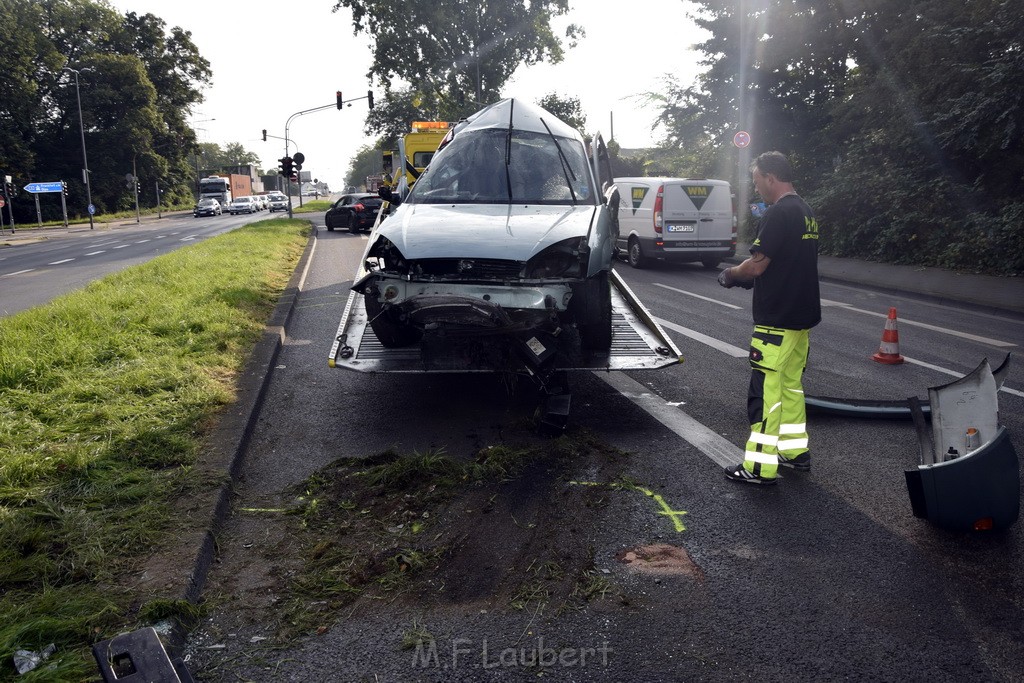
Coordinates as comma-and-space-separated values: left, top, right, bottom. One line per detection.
523, 237, 588, 279
365, 236, 410, 274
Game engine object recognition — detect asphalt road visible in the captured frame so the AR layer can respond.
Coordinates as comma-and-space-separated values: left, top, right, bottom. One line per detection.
183, 217, 1024, 681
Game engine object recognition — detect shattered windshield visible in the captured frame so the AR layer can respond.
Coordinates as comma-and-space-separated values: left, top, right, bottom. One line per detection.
407, 129, 594, 206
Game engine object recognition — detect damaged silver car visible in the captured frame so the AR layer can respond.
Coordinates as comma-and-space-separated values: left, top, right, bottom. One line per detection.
354, 98, 618, 357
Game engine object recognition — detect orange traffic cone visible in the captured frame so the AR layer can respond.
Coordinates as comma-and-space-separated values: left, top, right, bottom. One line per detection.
872, 307, 905, 364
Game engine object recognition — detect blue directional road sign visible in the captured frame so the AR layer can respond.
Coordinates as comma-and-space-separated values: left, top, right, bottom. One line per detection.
24, 181, 65, 194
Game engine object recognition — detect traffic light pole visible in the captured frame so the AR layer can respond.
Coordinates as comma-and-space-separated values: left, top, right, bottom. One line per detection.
276, 93, 374, 218
283, 100, 346, 219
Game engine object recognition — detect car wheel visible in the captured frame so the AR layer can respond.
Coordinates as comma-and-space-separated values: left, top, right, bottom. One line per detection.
628, 237, 648, 269
364, 293, 421, 348
574, 270, 613, 351
348, 212, 359, 234
701, 257, 720, 269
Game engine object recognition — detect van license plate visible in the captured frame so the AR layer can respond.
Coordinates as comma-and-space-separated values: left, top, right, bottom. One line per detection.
668, 224, 695, 232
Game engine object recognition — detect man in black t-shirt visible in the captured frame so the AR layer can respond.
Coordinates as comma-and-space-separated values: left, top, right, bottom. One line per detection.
718, 151, 820, 485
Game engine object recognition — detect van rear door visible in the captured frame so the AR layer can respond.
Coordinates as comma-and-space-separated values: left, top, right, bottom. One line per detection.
661, 182, 703, 245
663, 181, 734, 266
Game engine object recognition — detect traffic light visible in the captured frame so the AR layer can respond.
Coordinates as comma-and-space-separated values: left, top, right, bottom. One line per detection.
279, 156, 294, 176
262, 129, 267, 142
336, 91, 343, 109
367, 90, 374, 109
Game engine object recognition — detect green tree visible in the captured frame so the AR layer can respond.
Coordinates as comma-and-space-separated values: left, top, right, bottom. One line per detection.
652, 0, 1024, 273
334, 0, 582, 130
345, 142, 388, 191
363, 87, 440, 143
0, 0, 212, 220
536, 93, 586, 133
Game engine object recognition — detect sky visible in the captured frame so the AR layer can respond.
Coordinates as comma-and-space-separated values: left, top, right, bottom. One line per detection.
105, 0, 707, 190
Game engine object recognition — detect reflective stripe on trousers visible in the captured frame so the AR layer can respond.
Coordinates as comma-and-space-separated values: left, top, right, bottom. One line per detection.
743, 326, 810, 479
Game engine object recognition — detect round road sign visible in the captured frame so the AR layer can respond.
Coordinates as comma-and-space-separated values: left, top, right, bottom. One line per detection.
88, 203, 96, 215
733, 131, 751, 148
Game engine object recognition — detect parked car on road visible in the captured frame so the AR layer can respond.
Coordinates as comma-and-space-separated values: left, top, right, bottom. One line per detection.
325, 193, 383, 233
228, 196, 257, 215
193, 198, 222, 217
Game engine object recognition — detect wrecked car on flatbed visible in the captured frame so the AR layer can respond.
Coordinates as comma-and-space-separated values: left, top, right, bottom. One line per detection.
328, 99, 681, 426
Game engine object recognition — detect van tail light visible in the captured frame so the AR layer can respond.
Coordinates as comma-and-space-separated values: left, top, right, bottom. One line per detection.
653, 185, 664, 234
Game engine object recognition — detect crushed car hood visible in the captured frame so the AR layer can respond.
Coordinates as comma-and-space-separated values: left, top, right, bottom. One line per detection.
375, 203, 597, 262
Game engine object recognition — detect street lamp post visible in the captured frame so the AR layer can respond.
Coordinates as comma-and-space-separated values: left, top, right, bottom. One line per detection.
192, 117, 216, 200
62, 66, 94, 230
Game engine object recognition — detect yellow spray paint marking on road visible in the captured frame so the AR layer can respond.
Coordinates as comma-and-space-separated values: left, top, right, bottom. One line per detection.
570, 481, 688, 533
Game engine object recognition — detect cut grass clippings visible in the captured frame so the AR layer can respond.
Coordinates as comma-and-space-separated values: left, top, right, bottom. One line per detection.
277, 433, 623, 638
0, 218, 309, 681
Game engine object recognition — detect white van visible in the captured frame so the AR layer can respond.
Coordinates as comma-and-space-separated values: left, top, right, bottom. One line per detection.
613, 177, 736, 269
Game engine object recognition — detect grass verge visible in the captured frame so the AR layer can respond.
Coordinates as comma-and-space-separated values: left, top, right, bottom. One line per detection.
291, 200, 332, 213
0, 218, 309, 681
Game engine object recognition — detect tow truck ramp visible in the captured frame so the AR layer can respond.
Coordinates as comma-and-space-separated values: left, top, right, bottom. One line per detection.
329, 269, 681, 373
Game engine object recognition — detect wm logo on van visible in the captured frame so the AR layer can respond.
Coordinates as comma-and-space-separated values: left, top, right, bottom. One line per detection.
684, 186, 710, 210
630, 187, 648, 214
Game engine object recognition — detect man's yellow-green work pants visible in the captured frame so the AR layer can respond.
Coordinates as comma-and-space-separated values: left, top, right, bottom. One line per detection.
743, 326, 811, 480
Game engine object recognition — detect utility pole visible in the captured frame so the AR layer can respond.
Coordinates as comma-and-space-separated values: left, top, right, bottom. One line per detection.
62, 66, 94, 229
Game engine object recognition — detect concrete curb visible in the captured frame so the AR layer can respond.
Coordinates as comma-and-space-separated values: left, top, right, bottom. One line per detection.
163, 226, 318, 655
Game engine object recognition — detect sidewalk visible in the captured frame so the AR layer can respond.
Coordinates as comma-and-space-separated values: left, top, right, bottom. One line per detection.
726, 243, 1024, 316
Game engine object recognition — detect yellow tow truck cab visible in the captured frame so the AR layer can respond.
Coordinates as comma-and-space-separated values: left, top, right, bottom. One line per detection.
385, 121, 450, 196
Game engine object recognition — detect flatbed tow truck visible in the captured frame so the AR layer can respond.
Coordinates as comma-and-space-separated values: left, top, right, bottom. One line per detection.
327, 100, 682, 430
328, 268, 681, 429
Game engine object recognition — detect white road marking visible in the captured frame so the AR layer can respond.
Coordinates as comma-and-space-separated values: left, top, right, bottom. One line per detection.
136, 239, 151, 244
823, 280, 1024, 326
113, 244, 129, 249
653, 310, 1023, 400
904, 356, 1024, 399
298, 237, 317, 291
180, 236, 197, 242
822, 299, 1015, 347
48, 259, 74, 265
84, 251, 105, 256
1, 269, 35, 277
653, 282, 742, 309
597, 371, 741, 469
653, 317, 747, 358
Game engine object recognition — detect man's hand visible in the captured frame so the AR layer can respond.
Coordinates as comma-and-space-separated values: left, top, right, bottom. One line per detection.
717, 267, 736, 288
718, 267, 754, 289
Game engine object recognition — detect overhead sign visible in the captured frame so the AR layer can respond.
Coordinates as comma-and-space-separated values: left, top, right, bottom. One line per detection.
733, 131, 751, 148
24, 181, 64, 194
